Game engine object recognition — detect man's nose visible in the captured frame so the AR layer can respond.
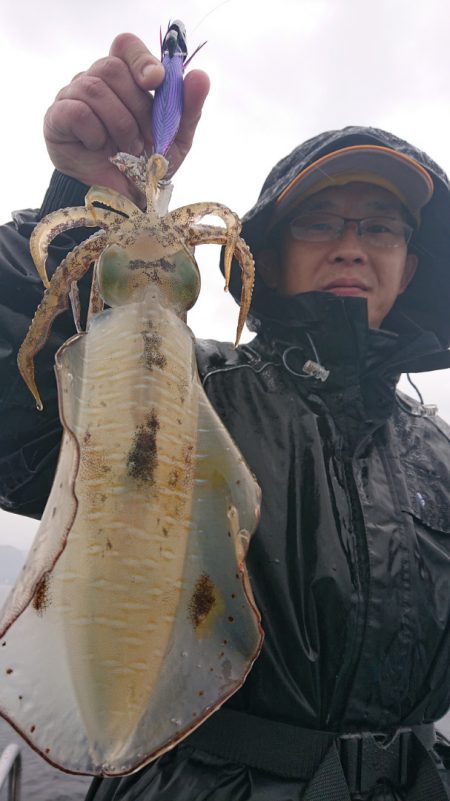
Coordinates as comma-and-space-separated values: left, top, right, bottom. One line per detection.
327, 224, 368, 264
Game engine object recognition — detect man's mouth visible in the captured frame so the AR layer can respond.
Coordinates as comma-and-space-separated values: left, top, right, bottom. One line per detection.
322, 279, 369, 296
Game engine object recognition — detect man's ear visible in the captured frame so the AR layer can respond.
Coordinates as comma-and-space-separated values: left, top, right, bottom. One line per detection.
399, 253, 418, 293
256, 249, 279, 289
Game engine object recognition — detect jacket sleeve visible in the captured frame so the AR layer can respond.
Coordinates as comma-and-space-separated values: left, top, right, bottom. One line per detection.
0, 171, 92, 518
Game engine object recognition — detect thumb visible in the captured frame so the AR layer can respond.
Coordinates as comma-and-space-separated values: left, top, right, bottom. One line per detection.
109, 32, 165, 90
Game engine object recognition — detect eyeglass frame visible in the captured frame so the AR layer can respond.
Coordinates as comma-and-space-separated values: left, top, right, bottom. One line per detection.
287, 212, 415, 249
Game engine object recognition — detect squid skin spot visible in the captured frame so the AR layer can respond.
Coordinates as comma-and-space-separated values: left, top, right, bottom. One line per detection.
1, 642, 5, 647
168, 469, 180, 488
127, 410, 160, 483
32, 572, 52, 615
228, 616, 234, 623
231, 593, 236, 599
106, 539, 113, 550
18, 696, 23, 701
141, 325, 167, 371
30, 725, 35, 733
188, 574, 216, 629
146, 268, 162, 284
129, 258, 149, 271
183, 446, 194, 488
45, 748, 50, 754
223, 640, 228, 645
6, 668, 13, 675
198, 690, 204, 697
51, 507, 57, 518
159, 256, 176, 273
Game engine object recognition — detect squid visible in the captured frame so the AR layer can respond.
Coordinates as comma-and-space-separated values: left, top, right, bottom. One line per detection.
0, 21, 263, 777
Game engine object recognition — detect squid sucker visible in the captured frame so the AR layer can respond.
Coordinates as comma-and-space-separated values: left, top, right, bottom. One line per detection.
0, 23, 262, 777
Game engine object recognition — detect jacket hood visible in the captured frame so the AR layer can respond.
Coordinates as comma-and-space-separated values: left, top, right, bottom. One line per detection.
224, 126, 450, 349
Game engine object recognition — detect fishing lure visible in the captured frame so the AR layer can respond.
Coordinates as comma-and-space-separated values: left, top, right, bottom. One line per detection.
152, 19, 206, 157
0, 21, 263, 777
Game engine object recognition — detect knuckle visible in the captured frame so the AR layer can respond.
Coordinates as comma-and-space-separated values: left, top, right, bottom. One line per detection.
43, 105, 56, 135
90, 56, 123, 84
69, 101, 93, 126
78, 74, 105, 101
54, 80, 74, 102
69, 70, 84, 84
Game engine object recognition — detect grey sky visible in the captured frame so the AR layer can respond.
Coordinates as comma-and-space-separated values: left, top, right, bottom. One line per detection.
0, 0, 449, 545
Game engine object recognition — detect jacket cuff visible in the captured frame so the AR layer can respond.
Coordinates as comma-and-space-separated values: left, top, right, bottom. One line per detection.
39, 170, 90, 220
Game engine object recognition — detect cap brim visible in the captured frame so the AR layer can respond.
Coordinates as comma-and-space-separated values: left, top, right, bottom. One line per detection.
272, 144, 434, 226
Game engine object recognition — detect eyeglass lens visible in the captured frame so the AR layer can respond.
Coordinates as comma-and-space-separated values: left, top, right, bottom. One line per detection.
289, 213, 412, 247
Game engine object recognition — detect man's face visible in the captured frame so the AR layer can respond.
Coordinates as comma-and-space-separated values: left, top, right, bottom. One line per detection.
260, 183, 418, 328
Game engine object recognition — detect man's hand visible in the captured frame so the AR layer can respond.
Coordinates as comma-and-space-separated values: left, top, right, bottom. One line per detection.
44, 33, 210, 199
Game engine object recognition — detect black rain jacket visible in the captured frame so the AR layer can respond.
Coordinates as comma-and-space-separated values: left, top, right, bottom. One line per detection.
1, 126, 450, 800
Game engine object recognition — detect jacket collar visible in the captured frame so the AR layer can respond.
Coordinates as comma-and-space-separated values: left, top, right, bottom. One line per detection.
249, 293, 449, 425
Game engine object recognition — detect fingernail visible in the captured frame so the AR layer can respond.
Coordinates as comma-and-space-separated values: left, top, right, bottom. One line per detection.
141, 62, 157, 80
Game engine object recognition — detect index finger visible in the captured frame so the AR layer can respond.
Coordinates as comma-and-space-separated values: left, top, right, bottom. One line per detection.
109, 32, 165, 91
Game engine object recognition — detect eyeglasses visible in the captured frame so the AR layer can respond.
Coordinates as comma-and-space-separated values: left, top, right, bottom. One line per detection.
288, 212, 414, 248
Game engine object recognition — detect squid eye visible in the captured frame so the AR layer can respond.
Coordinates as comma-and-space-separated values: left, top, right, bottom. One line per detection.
97, 244, 134, 307
97, 244, 201, 312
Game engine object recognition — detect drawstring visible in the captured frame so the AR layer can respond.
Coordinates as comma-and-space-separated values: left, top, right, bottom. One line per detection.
282, 332, 330, 382
406, 373, 424, 405
396, 374, 438, 417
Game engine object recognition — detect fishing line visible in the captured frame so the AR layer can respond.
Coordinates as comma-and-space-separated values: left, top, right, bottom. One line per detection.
191, 0, 233, 35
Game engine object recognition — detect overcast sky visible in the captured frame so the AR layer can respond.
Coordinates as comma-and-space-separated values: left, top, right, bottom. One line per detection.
1, 0, 449, 549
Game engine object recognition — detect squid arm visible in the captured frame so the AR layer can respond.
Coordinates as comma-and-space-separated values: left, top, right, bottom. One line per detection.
173, 202, 241, 292
187, 223, 255, 345
30, 195, 139, 289
18, 232, 108, 410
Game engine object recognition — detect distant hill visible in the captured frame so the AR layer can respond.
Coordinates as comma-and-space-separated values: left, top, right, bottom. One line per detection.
0, 544, 25, 584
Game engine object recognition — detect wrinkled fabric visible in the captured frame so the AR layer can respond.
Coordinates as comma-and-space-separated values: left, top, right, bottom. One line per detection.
1, 132, 450, 799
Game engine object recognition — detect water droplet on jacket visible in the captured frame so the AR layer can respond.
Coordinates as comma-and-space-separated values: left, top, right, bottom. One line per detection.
416, 491, 426, 508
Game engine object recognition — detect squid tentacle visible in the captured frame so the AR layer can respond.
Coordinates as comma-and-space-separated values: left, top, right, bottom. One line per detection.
144, 154, 171, 213
172, 202, 241, 290
86, 186, 143, 220
187, 223, 255, 345
30, 201, 129, 290
30, 208, 100, 289
18, 232, 108, 409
